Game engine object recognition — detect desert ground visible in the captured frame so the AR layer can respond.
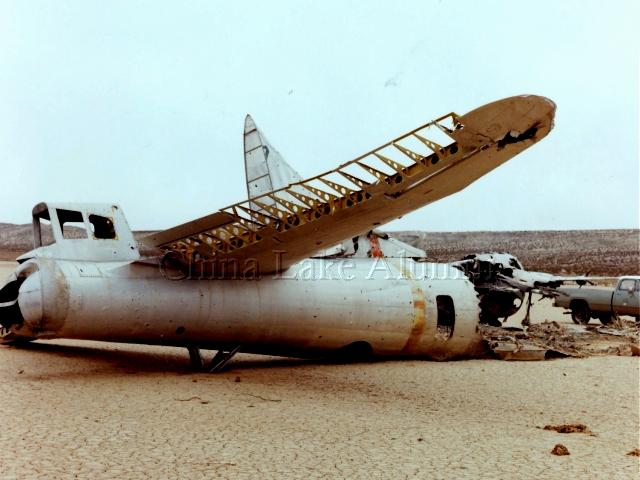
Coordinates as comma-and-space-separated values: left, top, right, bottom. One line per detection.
0, 260, 638, 479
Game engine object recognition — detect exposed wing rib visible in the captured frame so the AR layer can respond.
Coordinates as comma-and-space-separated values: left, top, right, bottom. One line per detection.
143, 211, 235, 249
142, 95, 556, 276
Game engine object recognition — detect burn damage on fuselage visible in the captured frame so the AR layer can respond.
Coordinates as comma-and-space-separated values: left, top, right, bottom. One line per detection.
496, 125, 539, 150
320, 238, 530, 328
451, 253, 527, 326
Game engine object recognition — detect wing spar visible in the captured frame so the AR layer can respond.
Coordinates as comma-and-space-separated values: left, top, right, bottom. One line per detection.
143, 95, 556, 275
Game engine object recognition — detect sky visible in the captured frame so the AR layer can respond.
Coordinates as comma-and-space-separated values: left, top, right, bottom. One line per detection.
0, 0, 638, 232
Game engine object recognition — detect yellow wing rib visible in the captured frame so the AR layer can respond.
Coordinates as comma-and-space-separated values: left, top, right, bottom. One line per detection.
143, 95, 555, 275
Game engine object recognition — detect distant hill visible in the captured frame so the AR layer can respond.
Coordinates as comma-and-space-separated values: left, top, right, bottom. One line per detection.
0, 223, 35, 251
391, 229, 639, 276
0, 223, 637, 276
0, 223, 156, 260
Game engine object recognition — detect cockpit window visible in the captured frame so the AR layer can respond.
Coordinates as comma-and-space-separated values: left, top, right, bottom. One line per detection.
509, 258, 522, 270
39, 218, 56, 247
89, 214, 116, 239
56, 209, 88, 240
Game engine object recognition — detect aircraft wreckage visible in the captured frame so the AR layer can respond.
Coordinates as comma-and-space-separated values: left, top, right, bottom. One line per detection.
0, 95, 558, 371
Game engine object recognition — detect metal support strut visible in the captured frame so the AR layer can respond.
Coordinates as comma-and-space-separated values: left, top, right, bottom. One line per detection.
522, 291, 533, 327
187, 346, 203, 371
187, 345, 242, 373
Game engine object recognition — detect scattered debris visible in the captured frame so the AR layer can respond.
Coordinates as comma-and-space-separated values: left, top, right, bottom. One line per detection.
17, 369, 23, 374
489, 341, 549, 361
481, 320, 640, 360
244, 393, 282, 402
234, 376, 241, 383
174, 396, 210, 405
626, 448, 640, 457
543, 424, 594, 435
597, 327, 631, 337
550, 444, 570, 456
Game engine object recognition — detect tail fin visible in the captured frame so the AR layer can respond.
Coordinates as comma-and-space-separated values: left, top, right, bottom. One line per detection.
243, 115, 302, 202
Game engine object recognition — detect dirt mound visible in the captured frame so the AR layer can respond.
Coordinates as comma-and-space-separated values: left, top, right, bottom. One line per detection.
550, 444, 570, 456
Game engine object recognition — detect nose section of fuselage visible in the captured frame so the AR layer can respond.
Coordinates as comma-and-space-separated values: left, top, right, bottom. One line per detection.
17, 270, 43, 326
0, 259, 68, 339
455, 94, 556, 148
0, 262, 41, 334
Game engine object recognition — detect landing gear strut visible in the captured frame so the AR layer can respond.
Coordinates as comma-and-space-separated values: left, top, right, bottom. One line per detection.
522, 291, 533, 327
187, 345, 242, 373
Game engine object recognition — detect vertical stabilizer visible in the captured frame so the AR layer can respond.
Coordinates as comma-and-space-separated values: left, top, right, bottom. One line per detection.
243, 115, 303, 203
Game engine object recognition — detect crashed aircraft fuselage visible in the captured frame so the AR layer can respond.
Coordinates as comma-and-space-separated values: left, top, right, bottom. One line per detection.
4, 205, 483, 360
10, 250, 483, 360
0, 95, 556, 366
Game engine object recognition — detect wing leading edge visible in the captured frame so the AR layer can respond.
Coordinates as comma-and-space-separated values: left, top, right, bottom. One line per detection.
143, 95, 556, 275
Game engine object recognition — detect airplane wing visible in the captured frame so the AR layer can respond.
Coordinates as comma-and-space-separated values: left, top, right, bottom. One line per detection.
142, 95, 556, 276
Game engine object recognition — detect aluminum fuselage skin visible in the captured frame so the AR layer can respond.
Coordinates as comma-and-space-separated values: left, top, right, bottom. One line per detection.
13, 257, 484, 360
